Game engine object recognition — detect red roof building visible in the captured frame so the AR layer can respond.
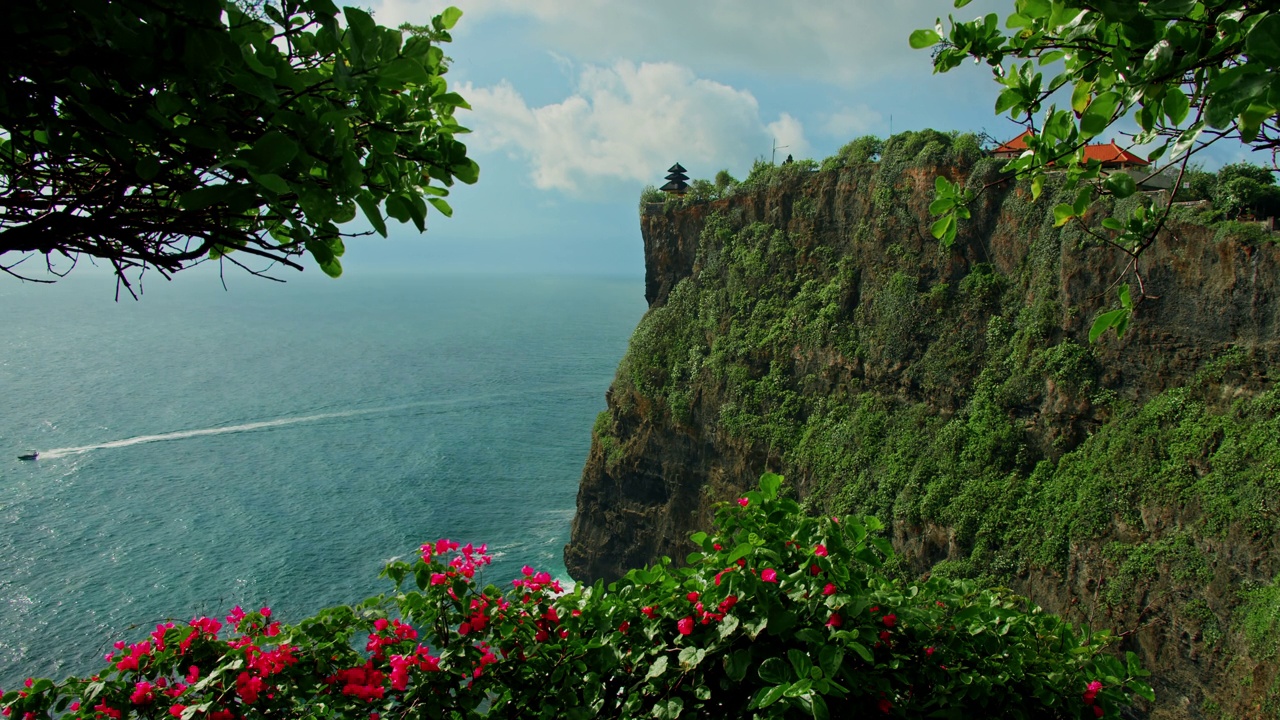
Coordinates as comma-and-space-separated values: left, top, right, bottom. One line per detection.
991, 131, 1150, 169
991, 129, 1034, 160
1080, 141, 1149, 168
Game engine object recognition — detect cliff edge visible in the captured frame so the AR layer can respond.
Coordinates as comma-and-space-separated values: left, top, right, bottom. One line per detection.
566, 135, 1280, 718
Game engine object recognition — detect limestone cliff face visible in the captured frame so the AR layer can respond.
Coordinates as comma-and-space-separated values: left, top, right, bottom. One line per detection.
565, 144, 1280, 718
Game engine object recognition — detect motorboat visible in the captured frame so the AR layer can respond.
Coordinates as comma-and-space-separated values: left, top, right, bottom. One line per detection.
17, 451, 38, 461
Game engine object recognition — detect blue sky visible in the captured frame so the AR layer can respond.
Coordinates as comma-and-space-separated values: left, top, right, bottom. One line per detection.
343, 0, 1021, 278
18, 1, 1262, 292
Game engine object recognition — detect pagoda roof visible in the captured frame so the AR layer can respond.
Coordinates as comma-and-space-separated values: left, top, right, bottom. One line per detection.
668, 162, 687, 173
660, 180, 688, 193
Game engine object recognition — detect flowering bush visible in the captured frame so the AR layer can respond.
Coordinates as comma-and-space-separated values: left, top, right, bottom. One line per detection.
2, 474, 1152, 719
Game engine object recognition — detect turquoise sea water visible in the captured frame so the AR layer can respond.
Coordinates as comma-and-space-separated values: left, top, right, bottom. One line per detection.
0, 272, 645, 689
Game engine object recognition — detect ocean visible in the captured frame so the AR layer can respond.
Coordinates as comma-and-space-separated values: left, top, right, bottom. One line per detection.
0, 272, 646, 689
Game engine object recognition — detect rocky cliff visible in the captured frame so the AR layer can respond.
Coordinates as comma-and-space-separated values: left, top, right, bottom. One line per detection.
564, 132, 1280, 719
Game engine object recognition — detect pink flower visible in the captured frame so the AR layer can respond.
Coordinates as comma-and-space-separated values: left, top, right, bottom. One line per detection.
761, 568, 778, 583
883, 614, 897, 628
686, 591, 700, 602
259, 607, 271, 618
1083, 680, 1103, 705
677, 617, 694, 635
825, 613, 842, 628
814, 544, 828, 557
618, 621, 630, 633
737, 498, 749, 507
168, 705, 185, 718
822, 583, 837, 596
130, 681, 155, 705
718, 596, 738, 613
430, 573, 449, 585
1093, 706, 1104, 718
186, 666, 199, 683
925, 646, 935, 657
641, 606, 657, 619
877, 698, 892, 713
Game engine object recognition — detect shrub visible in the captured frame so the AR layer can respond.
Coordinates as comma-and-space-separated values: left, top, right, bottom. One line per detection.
1, 475, 1152, 719
715, 170, 740, 195
639, 184, 665, 211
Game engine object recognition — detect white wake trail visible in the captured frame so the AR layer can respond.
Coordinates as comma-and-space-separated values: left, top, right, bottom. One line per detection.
37, 407, 388, 460
31, 379, 609, 460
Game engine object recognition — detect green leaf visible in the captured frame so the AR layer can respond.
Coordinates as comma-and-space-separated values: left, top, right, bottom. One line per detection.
1031, 174, 1044, 200
994, 88, 1022, 115
930, 214, 955, 243
757, 685, 786, 709
1052, 203, 1075, 227
252, 173, 291, 195
909, 29, 942, 49
727, 543, 754, 565
1104, 172, 1137, 199
725, 650, 751, 682
1071, 81, 1093, 114
718, 613, 740, 640
1089, 308, 1129, 342
356, 192, 388, 237
819, 645, 844, 678
245, 131, 298, 174
1073, 187, 1092, 215
1163, 87, 1190, 125
369, 131, 398, 156
788, 649, 810, 681
452, 159, 480, 184
136, 156, 161, 181
810, 693, 830, 720
428, 197, 453, 217
759, 472, 782, 498
1245, 14, 1280, 64
646, 655, 669, 679
1080, 91, 1121, 138
848, 642, 873, 662
759, 657, 789, 684
385, 193, 413, 222
1119, 282, 1132, 310
179, 183, 256, 211
1101, 217, 1125, 231
439, 6, 463, 30
380, 58, 430, 85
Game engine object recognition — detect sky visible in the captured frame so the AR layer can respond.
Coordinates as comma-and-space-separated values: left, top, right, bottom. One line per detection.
340, 0, 1020, 278
16, 1, 1261, 290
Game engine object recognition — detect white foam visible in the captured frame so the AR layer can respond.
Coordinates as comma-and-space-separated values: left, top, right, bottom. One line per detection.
34, 381, 603, 460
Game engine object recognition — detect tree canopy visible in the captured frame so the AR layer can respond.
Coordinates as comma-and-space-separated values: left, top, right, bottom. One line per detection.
0, 0, 477, 292
915, 0, 1279, 338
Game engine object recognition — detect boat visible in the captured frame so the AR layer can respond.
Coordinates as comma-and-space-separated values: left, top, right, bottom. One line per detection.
17, 451, 38, 461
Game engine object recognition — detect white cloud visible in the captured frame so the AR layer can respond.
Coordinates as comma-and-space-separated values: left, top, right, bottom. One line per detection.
368, 0, 1007, 87
821, 105, 884, 138
461, 61, 803, 193
766, 114, 810, 162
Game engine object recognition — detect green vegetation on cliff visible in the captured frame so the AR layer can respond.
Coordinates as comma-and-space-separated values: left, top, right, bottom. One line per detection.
588, 130, 1280, 717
